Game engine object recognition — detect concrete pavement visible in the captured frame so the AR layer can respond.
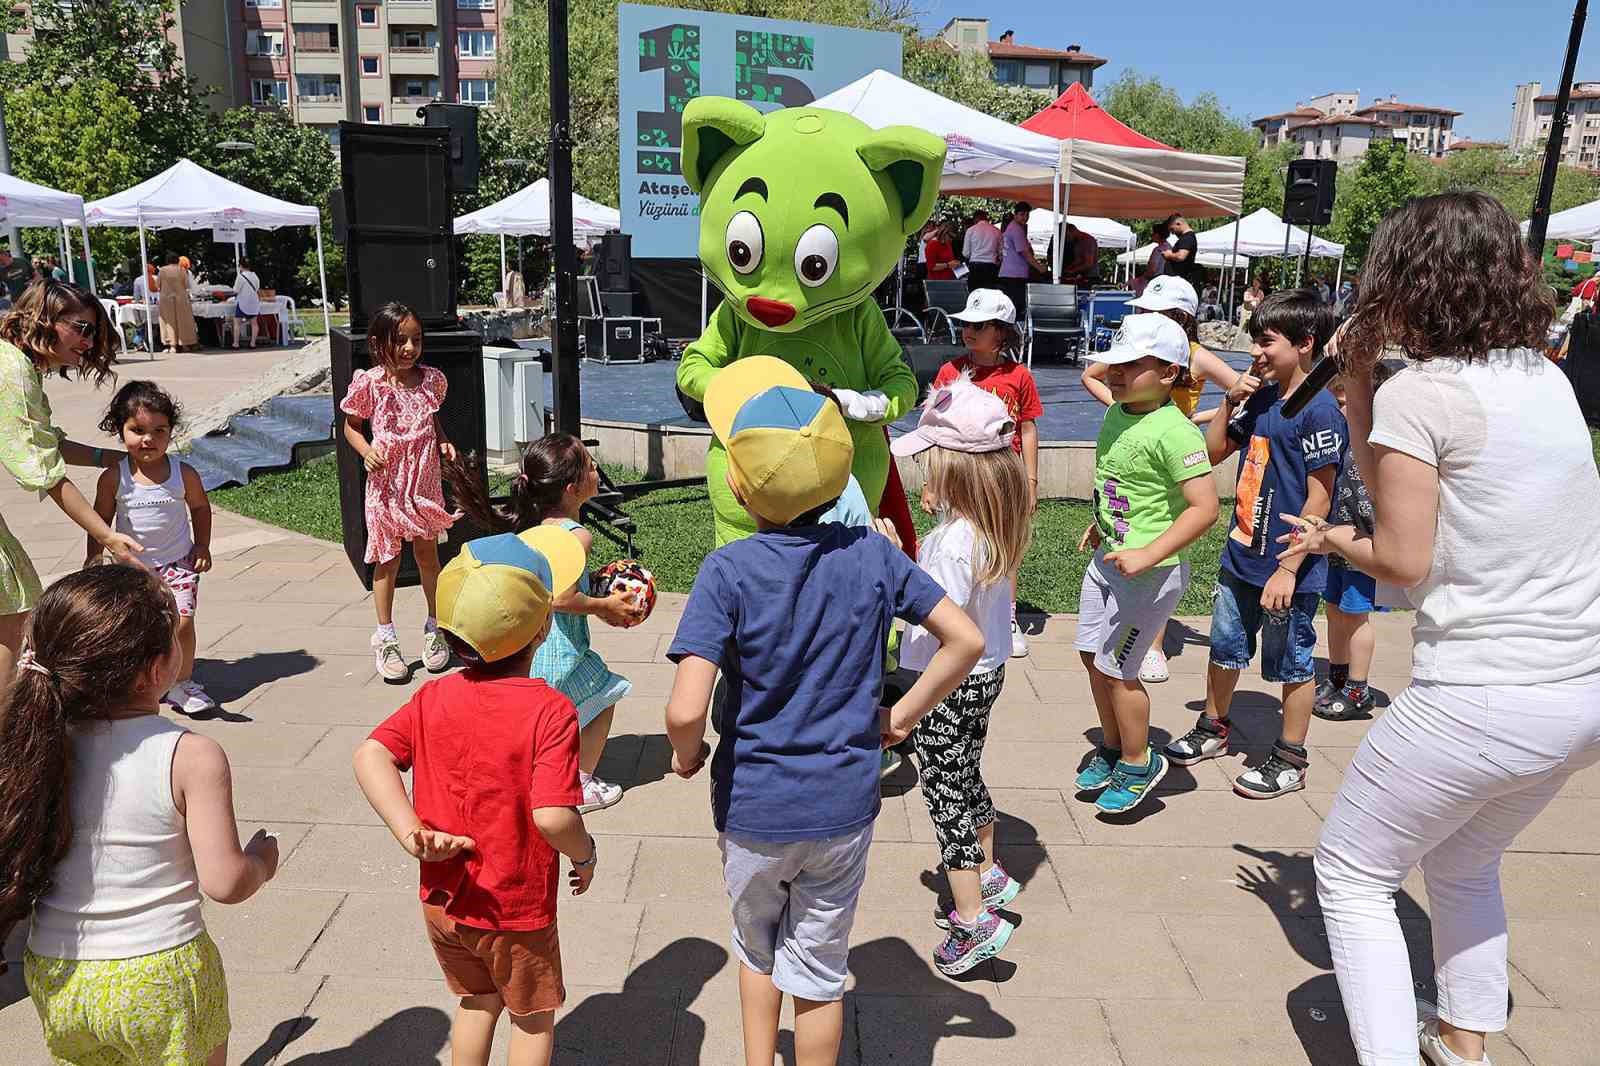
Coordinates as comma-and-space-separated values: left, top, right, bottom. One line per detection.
1, 349, 1594, 1064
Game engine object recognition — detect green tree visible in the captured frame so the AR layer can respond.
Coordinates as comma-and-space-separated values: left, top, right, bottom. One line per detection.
1331, 139, 1424, 264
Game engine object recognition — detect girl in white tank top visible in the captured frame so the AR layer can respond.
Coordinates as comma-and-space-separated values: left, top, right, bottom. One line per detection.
0, 566, 279, 1066
91, 381, 217, 715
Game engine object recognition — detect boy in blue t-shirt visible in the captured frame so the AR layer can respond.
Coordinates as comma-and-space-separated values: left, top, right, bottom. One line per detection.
664, 357, 982, 1066
1164, 290, 1346, 799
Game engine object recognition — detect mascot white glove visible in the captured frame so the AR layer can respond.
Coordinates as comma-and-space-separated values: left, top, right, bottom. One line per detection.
828, 388, 890, 422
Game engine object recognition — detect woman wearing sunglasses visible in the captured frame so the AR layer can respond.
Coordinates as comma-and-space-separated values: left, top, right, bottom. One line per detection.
0, 279, 142, 684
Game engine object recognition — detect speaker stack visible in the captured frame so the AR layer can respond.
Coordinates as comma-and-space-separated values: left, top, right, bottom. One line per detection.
1284, 159, 1338, 227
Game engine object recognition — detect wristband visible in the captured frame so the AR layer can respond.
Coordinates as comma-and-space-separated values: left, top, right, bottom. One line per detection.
572, 835, 598, 869
1278, 565, 1297, 577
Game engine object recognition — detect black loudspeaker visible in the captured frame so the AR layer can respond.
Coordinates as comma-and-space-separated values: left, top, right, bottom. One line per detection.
330, 327, 487, 588
420, 102, 480, 192
1284, 158, 1338, 226
599, 290, 635, 316
596, 233, 632, 291
338, 122, 457, 330
328, 187, 346, 243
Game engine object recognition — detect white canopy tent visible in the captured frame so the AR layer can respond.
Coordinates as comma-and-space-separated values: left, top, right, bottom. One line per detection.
0, 173, 96, 290
1192, 208, 1345, 292
85, 158, 329, 350
1520, 199, 1600, 242
1027, 211, 1134, 254
1117, 241, 1253, 271
454, 177, 621, 292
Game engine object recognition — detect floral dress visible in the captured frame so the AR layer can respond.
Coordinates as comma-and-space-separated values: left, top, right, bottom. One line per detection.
0, 340, 67, 614
531, 518, 632, 727
339, 365, 458, 564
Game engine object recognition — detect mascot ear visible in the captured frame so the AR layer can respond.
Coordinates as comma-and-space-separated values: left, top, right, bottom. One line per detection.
681, 98, 766, 194
856, 126, 947, 237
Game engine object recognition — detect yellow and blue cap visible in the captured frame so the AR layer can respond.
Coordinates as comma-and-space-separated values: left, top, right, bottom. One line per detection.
705, 357, 854, 526
435, 525, 586, 663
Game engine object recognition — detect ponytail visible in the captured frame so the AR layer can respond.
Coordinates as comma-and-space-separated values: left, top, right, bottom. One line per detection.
442, 433, 590, 536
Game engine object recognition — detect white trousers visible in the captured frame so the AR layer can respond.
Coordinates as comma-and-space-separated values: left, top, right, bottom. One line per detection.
1315, 673, 1600, 1065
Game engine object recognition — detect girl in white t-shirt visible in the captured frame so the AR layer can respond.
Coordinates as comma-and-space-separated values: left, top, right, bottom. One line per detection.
891, 375, 1031, 977
1279, 191, 1600, 1066
0, 565, 279, 1066
230, 259, 261, 349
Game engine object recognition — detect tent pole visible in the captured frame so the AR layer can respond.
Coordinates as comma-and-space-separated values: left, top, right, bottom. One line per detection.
499, 233, 507, 297
1335, 253, 1345, 305
314, 219, 331, 340
1227, 216, 1241, 316
78, 216, 94, 292
1050, 171, 1061, 283
137, 214, 154, 355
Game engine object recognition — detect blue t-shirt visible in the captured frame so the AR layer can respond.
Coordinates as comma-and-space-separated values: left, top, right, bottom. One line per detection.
821, 474, 872, 528
666, 524, 945, 842
1223, 383, 1347, 594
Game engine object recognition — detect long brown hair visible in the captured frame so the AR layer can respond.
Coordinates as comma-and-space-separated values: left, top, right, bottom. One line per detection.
923, 446, 1032, 586
0, 279, 118, 384
444, 432, 590, 535
0, 565, 177, 949
1341, 191, 1555, 369
366, 301, 422, 372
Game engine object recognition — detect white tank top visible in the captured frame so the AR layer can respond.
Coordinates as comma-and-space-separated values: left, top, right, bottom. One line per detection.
28, 715, 206, 960
114, 457, 193, 568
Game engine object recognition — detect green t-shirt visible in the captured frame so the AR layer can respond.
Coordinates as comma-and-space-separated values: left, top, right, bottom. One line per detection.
1093, 401, 1213, 567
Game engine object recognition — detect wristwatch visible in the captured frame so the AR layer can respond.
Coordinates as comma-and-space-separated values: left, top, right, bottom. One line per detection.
573, 836, 598, 869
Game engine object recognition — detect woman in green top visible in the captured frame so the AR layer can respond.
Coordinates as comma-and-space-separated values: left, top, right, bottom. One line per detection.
0, 280, 142, 680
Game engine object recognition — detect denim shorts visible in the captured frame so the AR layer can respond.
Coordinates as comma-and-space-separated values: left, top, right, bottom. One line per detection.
1324, 565, 1384, 615
1209, 569, 1319, 684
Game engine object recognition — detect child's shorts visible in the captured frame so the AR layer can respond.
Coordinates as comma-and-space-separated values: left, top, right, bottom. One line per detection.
1208, 570, 1319, 684
24, 931, 230, 1066
1075, 553, 1189, 680
1324, 565, 1385, 615
157, 562, 201, 618
423, 904, 565, 1016
720, 823, 873, 1002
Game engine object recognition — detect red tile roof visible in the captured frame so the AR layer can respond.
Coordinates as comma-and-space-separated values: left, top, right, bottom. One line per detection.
1290, 114, 1384, 130
1447, 139, 1507, 151
988, 40, 1106, 65
1534, 90, 1600, 102
1355, 100, 1462, 117
1253, 107, 1324, 126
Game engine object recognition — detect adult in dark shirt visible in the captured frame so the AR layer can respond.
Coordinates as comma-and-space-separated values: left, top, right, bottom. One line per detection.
1163, 213, 1202, 288
0, 250, 32, 303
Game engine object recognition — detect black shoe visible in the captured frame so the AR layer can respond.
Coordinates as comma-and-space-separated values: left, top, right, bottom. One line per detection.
1314, 685, 1376, 722
1164, 714, 1231, 765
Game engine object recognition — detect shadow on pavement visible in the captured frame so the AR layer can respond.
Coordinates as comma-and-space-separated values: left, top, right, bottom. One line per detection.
244, 1006, 451, 1065
558, 937, 726, 1063
848, 937, 1015, 1062
195, 649, 320, 705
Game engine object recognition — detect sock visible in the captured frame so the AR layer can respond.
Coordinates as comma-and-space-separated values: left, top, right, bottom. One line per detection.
579, 770, 593, 787
1100, 745, 1122, 763
1121, 746, 1151, 768
423, 616, 438, 634
376, 622, 397, 641
1328, 662, 1349, 689
1344, 678, 1369, 702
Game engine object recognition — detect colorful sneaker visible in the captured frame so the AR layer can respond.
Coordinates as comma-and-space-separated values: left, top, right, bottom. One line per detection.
164, 681, 217, 715
880, 749, 903, 779
933, 862, 1024, 929
1138, 645, 1170, 683
1074, 746, 1122, 792
933, 909, 1015, 975
1095, 752, 1169, 815
1009, 618, 1029, 658
1417, 998, 1492, 1066
421, 628, 452, 673
374, 633, 410, 683
1233, 740, 1309, 799
1164, 714, 1231, 765
578, 774, 624, 814
1314, 684, 1376, 722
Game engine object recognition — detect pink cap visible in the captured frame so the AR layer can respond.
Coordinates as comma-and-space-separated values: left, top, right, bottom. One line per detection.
890, 374, 1015, 457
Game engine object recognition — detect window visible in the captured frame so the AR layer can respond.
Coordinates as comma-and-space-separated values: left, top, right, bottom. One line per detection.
361, 55, 380, 76
460, 78, 495, 105
292, 24, 338, 52
991, 60, 1018, 84
245, 30, 284, 56
457, 30, 495, 57
364, 105, 382, 122
251, 78, 287, 106
245, 0, 283, 7
1023, 62, 1051, 87
457, 0, 496, 7
392, 29, 436, 49
295, 74, 341, 101
357, 5, 378, 25
1585, 135, 1597, 146
324, 126, 341, 149
961, 27, 979, 45
394, 76, 440, 99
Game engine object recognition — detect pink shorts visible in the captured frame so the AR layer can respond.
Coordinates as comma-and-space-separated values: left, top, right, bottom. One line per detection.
159, 563, 200, 617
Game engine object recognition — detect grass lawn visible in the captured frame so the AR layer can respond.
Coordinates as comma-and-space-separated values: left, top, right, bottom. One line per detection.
299, 310, 351, 337
212, 455, 1230, 615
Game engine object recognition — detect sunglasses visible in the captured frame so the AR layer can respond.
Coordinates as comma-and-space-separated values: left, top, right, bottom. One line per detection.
64, 318, 97, 339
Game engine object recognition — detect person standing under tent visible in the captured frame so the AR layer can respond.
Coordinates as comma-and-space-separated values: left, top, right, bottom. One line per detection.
230, 258, 261, 350
923, 222, 959, 282
1163, 214, 1202, 290
1133, 222, 1169, 297
998, 203, 1048, 320
156, 254, 197, 354
1060, 222, 1099, 286
963, 210, 1003, 289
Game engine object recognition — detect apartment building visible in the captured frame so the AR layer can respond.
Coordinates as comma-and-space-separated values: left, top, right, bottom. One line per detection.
1510, 81, 1600, 168
231, 0, 503, 146
1355, 97, 1459, 157
936, 18, 1106, 93
1253, 92, 1460, 161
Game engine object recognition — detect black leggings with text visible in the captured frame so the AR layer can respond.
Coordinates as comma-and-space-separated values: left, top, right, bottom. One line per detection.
912, 666, 1005, 870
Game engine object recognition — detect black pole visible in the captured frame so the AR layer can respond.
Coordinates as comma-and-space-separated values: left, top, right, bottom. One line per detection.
1528, 0, 1589, 255
548, 0, 580, 437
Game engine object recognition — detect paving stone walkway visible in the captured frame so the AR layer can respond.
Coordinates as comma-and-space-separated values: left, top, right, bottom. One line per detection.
1, 350, 1593, 1064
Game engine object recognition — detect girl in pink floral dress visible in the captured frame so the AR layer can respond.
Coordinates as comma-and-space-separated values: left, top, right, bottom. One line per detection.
340, 302, 458, 682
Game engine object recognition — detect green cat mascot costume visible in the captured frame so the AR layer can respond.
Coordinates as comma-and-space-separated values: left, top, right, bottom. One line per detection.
675, 98, 948, 545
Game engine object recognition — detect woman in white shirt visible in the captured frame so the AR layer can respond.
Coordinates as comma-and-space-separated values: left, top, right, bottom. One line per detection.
230, 258, 261, 349
1280, 192, 1600, 1066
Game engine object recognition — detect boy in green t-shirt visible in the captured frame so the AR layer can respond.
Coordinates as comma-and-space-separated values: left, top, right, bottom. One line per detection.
1074, 314, 1221, 815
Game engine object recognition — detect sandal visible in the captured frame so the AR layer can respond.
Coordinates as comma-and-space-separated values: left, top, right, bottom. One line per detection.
1314, 688, 1375, 721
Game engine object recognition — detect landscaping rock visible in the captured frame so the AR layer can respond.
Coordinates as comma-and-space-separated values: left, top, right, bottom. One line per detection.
1200, 320, 1250, 352
178, 338, 333, 447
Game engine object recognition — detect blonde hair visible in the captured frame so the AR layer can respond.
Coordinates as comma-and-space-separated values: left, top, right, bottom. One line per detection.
923, 446, 1032, 586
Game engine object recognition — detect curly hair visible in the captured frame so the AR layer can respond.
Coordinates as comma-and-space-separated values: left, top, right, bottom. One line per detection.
1341, 192, 1554, 369
99, 379, 183, 438
0, 279, 118, 385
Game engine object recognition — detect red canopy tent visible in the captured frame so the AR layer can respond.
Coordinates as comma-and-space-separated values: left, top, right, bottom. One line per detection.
1020, 84, 1173, 151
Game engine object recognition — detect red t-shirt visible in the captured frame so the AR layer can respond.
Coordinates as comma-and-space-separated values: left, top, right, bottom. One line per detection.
924, 238, 956, 281
932, 356, 1044, 452
1577, 275, 1600, 303
370, 672, 582, 931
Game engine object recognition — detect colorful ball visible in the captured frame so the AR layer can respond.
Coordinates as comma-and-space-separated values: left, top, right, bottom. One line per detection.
595, 558, 657, 625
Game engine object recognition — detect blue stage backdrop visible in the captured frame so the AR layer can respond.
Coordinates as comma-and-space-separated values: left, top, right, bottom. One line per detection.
617, 3, 901, 260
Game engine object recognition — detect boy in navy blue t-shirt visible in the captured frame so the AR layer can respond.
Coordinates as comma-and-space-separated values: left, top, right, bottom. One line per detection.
664, 358, 982, 1066
1165, 291, 1347, 799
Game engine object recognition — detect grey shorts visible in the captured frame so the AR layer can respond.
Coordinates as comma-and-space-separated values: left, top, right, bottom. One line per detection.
719, 823, 873, 1002
1075, 553, 1189, 680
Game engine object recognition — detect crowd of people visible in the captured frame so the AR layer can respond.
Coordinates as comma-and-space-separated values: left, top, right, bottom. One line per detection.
0, 190, 1596, 1066
102, 253, 273, 353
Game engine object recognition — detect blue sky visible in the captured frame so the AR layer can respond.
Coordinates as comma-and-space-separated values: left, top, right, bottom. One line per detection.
915, 0, 1598, 142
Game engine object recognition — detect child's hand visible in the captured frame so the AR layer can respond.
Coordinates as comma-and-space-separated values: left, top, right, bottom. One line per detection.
405, 826, 476, 862
439, 441, 457, 462
188, 547, 212, 573
1077, 523, 1102, 553
569, 854, 595, 895
596, 588, 645, 628
1028, 481, 1038, 514
1103, 546, 1154, 578
1261, 568, 1297, 612
363, 444, 387, 472
1276, 514, 1333, 563
1227, 373, 1262, 407
244, 829, 281, 883
871, 516, 900, 550
880, 706, 913, 748
671, 741, 711, 779
919, 483, 936, 516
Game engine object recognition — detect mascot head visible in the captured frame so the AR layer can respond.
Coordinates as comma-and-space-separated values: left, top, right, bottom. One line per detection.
682, 98, 947, 334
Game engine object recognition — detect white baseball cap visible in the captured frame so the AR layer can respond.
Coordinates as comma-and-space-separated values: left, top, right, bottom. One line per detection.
1097, 313, 1190, 367
1128, 275, 1198, 315
948, 288, 1017, 326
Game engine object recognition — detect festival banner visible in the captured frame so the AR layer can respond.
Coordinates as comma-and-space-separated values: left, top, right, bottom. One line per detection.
617, 3, 901, 259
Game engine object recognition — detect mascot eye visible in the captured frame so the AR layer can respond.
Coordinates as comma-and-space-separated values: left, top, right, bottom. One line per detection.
794, 224, 839, 287
725, 211, 764, 275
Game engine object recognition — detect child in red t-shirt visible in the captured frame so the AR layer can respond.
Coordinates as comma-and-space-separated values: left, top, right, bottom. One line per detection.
354, 526, 597, 1066
931, 288, 1043, 657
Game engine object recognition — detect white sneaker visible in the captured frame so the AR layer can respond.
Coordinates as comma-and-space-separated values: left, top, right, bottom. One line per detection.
421, 628, 451, 673
578, 775, 624, 814
1009, 618, 1029, 658
1139, 645, 1170, 683
374, 633, 410, 683
1418, 999, 1491, 1065
165, 681, 217, 715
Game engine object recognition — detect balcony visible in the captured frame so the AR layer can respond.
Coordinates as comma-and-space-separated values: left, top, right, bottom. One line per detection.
292, 51, 343, 75
388, 46, 439, 75
295, 98, 346, 123
386, 0, 438, 26
292, 0, 341, 20
457, 0, 496, 8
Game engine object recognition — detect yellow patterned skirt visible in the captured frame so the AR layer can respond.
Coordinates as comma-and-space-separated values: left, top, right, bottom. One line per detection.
0, 508, 42, 616
24, 932, 230, 1066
